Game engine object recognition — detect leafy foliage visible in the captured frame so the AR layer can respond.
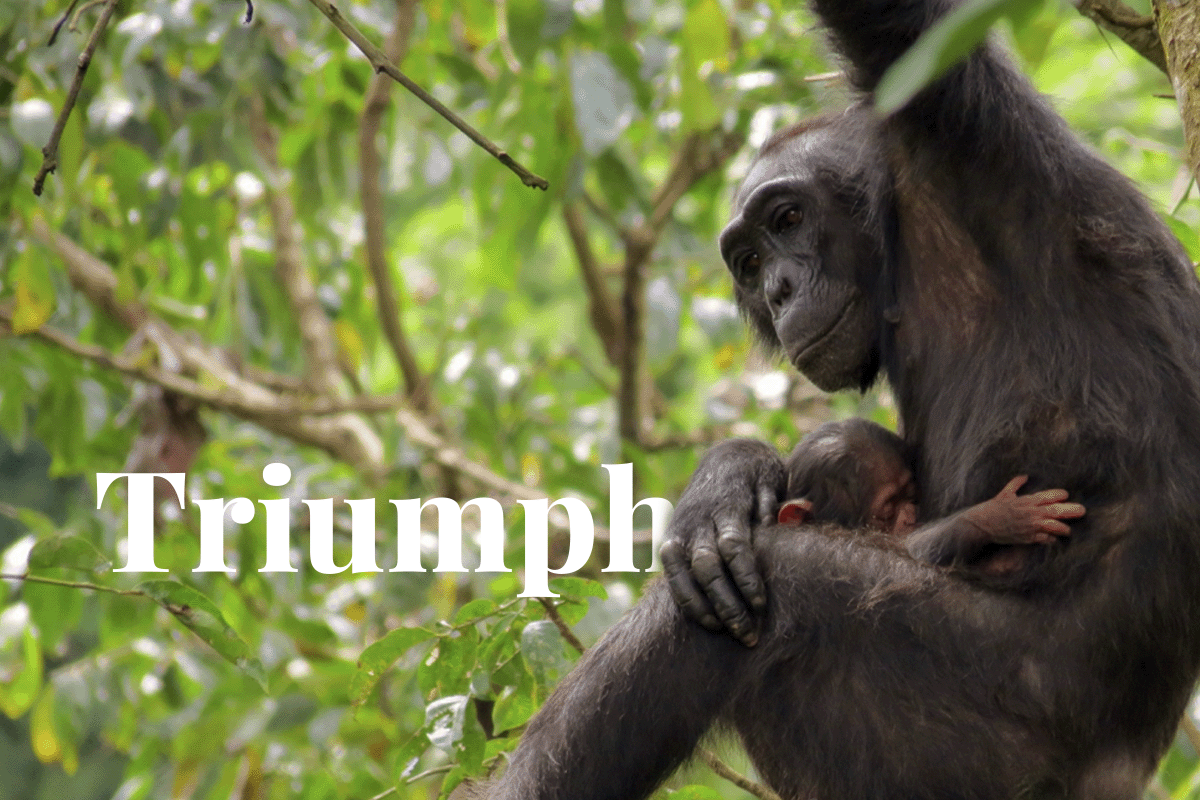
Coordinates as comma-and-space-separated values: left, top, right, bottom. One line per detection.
0, 1, 1197, 799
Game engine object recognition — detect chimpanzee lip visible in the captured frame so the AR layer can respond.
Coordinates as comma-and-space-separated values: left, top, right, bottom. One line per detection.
787, 295, 858, 370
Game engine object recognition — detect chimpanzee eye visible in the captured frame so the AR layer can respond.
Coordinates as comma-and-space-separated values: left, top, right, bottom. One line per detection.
736, 251, 761, 281
774, 206, 802, 233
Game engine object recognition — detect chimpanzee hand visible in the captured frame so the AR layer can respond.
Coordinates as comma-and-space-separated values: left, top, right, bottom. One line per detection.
965, 475, 1086, 544
660, 439, 786, 646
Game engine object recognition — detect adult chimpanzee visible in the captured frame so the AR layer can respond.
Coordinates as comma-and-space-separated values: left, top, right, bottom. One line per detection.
486, 0, 1200, 797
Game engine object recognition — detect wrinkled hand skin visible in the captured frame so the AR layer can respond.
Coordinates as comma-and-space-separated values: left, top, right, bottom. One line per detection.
660, 439, 787, 646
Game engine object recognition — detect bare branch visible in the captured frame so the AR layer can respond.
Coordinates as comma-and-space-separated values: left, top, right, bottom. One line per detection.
27, 219, 386, 471
304, 0, 549, 190
0, 573, 146, 597
0, 316, 413, 416
582, 190, 625, 236
698, 749, 784, 800
34, 0, 120, 195
536, 598, 587, 654
1074, 0, 1168, 75
359, 0, 431, 409
47, 0, 81, 46
617, 130, 746, 446
563, 203, 623, 366
641, 427, 732, 451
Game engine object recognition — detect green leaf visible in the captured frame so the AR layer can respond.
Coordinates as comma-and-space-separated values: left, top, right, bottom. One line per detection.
27, 535, 112, 576
507, 0, 546, 67
454, 598, 497, 623
425, 694, 469, 751
876, 0, 1041, 113
10, 248, 54, 333
547, 576, 608, 601
9, 506, 55, 538
668, 787, 725, 800
679, 0, 730, 131
24, 576, 82, 650
0, 628, 42, 719
492, 677, 537, 732
138, 580, 269, 692
1165, 216, 1200, 263
351, 627, 434, 708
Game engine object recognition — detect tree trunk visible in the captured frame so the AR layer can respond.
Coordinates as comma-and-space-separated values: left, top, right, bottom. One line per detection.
1154, 0, 1200, 180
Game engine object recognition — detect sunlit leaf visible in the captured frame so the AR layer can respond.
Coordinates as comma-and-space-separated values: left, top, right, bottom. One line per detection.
138, 580, 269, 692
876, 0, 1042, 113
352, 627, 434, 708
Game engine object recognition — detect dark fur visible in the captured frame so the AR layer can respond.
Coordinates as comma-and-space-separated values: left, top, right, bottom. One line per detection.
488, 1, 1200, 798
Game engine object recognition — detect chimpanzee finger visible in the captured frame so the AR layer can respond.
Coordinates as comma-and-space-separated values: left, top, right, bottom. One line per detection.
661, 540, 721, 632
693, 543, 758, 647
1037, 519, 1071, 536
1026, 488, 1069, 504
1049, 502, 1085, 518
1001, 475, 1029, 494
718, 526, 763, 617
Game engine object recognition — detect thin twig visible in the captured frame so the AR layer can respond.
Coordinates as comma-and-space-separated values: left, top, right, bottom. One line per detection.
47, 0, 81, 45
305, 0, 548, 190
616, 130, 746, 447
70, 0, 108, 31
0, 573, 146, 597
563, 204, 622, 366
536, 598, 587, 654
698, 749, 784, 800
1073, 0, 1167, 75
582, 190, 624, 235
0, 312, 407, 415
359, 0, 430, 409
34, 0, 121, 195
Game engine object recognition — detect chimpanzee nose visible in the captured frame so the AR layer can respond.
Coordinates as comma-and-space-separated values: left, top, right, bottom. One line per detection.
765, 272, 793, 314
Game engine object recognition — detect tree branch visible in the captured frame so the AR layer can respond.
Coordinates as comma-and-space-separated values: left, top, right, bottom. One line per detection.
536, 598, 587, 654
34, 0, 120, 195
617, 130, 746, 446
0, 573, 146, 597
1074, 0, 1168, 75
697, 749, 784, 800
1152, 0, 1200, 181
359, 0, 431, 410
247, 99, 344, 396
304, 0, 548, 190
563, 203, 623, 366
27, 218, 386, 472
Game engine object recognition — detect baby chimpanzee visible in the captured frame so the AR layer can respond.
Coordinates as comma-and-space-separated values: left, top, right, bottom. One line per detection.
779, 419, 1085, 571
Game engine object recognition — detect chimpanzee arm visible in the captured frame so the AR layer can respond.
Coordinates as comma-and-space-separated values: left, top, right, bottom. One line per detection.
659, 439, 786, 647
489, 584, 741, 800
905, 476, 1084, 566
492, 525, 1095, 800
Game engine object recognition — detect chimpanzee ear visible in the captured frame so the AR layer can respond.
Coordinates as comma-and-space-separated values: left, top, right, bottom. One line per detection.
778, 499, 814, 525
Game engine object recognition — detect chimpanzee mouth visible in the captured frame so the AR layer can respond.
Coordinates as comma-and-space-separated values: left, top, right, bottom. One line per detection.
787, 297, 858, 371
